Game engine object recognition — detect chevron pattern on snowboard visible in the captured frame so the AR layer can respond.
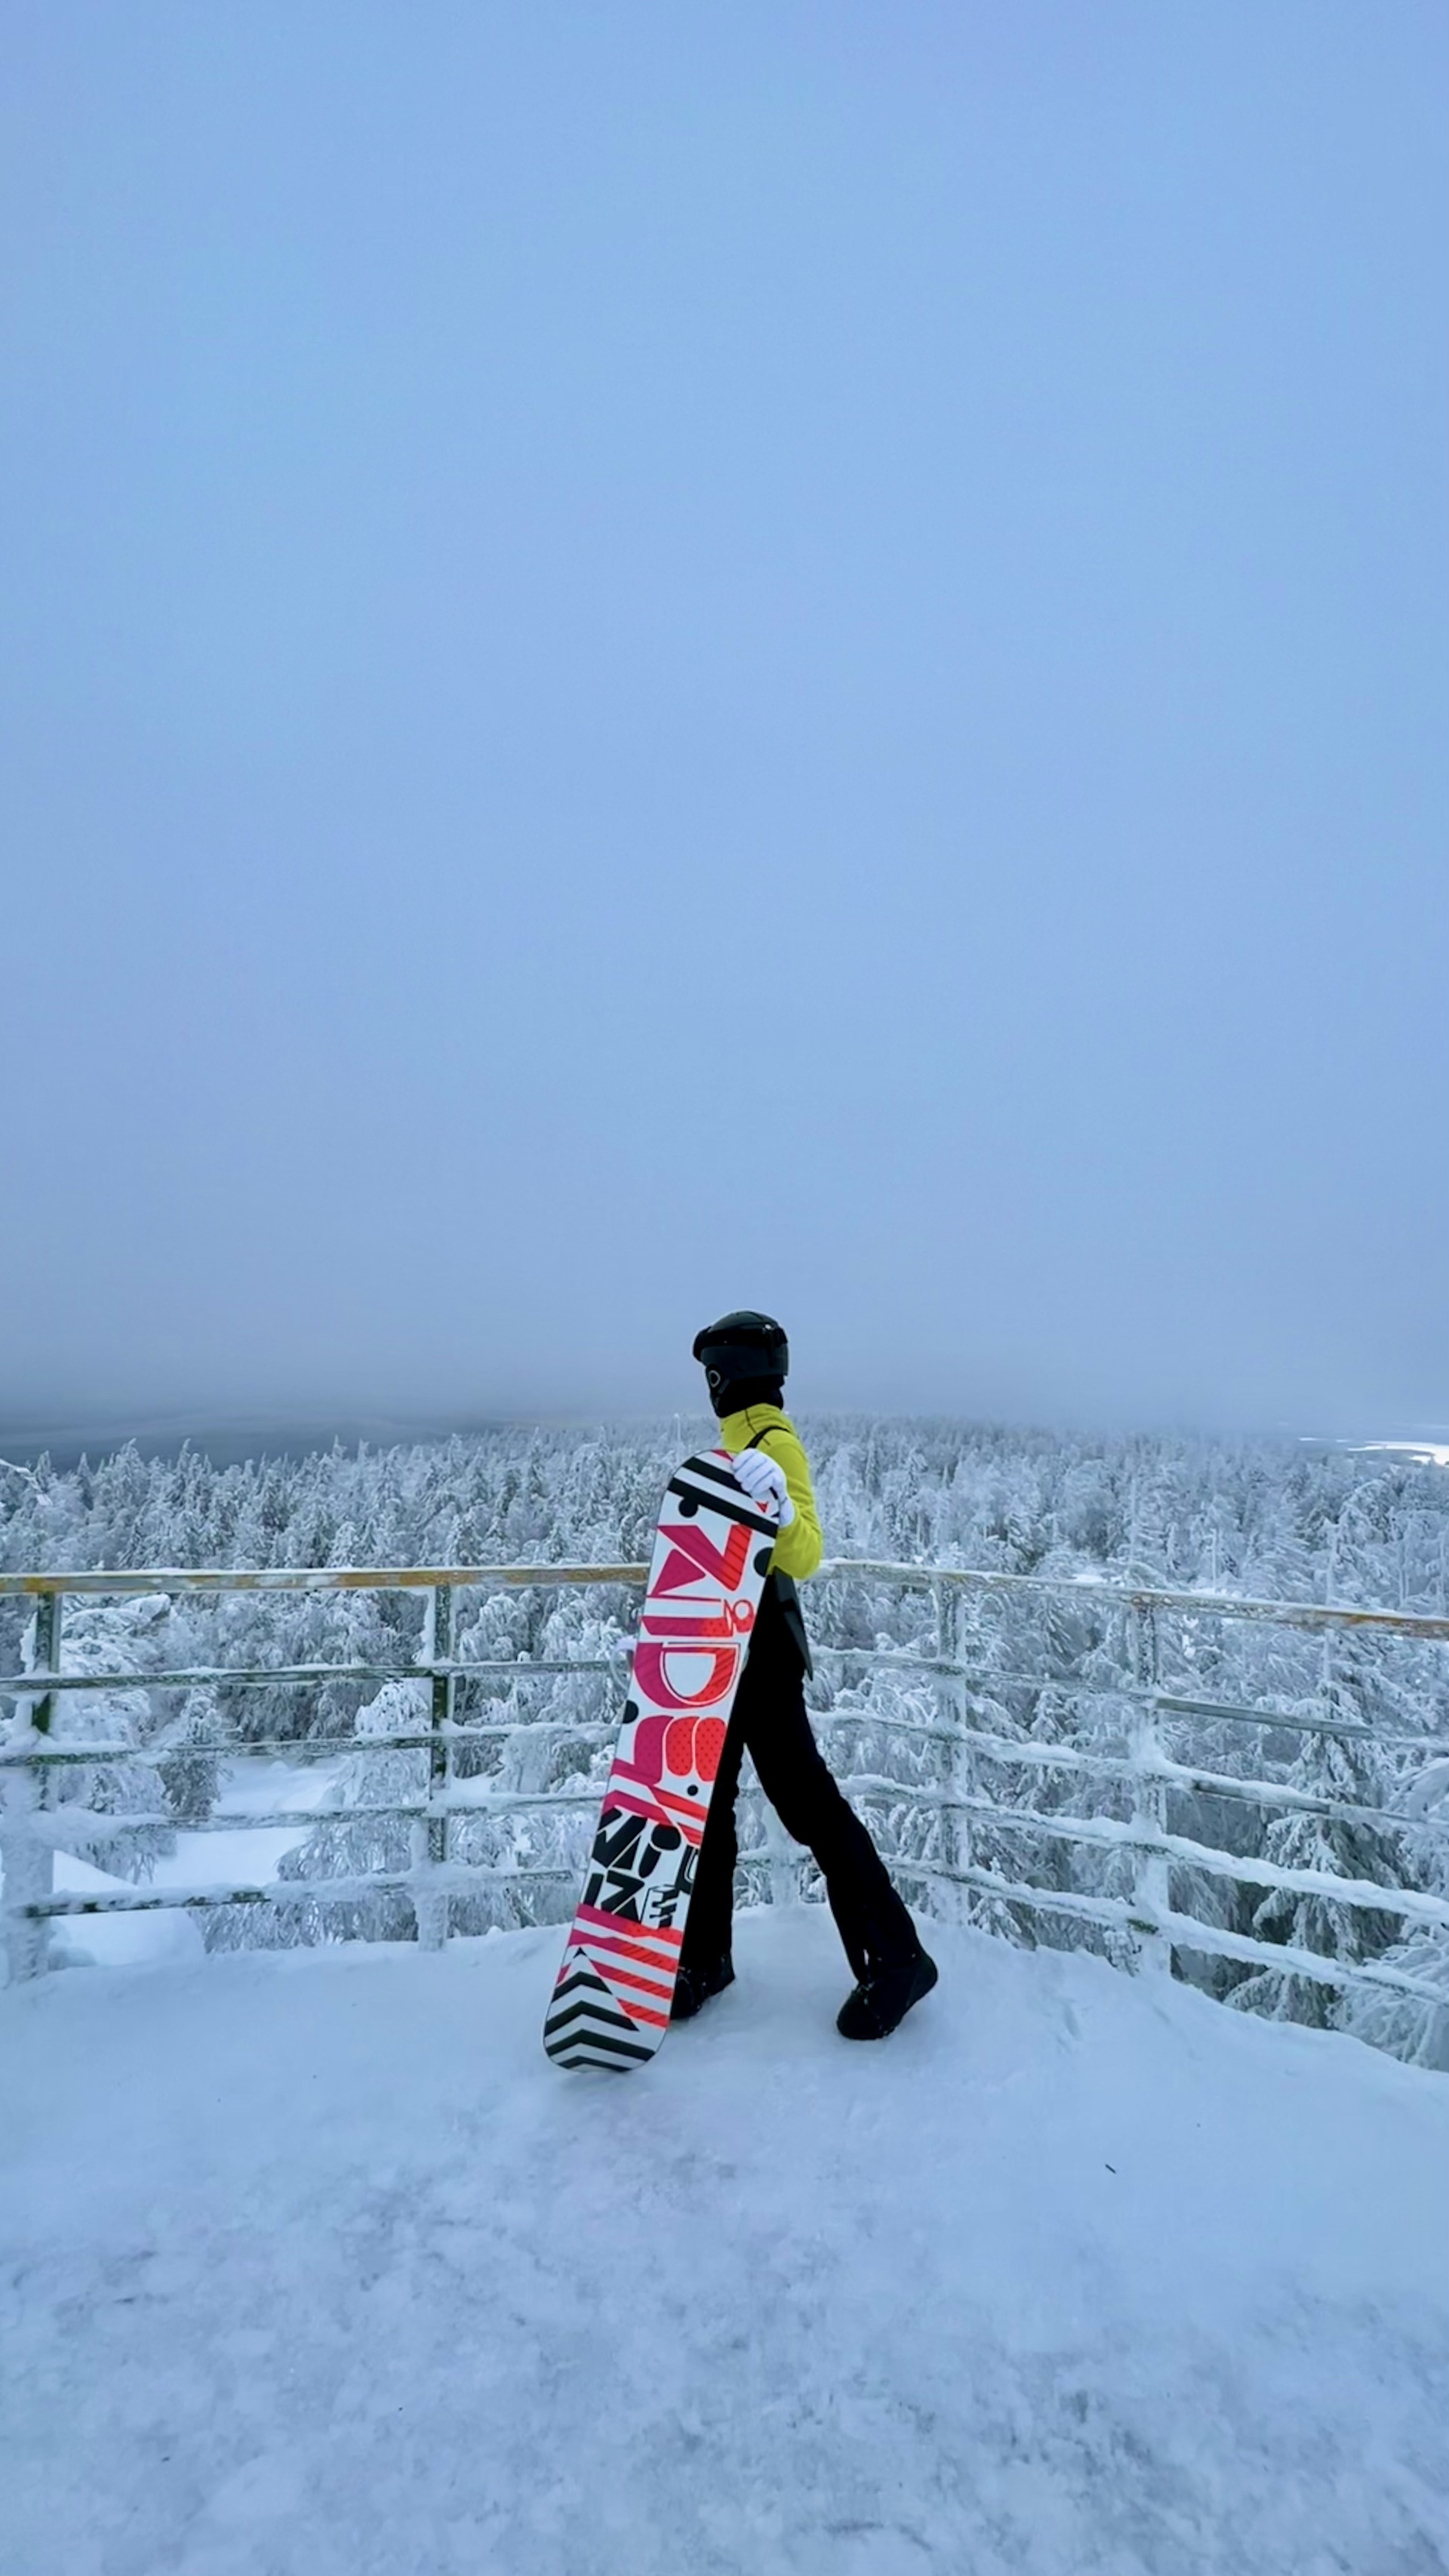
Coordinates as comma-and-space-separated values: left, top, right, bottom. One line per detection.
543, 1954, 658, 2068
543, 1448, 780, 2071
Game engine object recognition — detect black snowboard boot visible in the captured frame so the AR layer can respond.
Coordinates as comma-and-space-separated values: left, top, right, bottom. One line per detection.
672, 1955, 735, 2021
836, 1944, 938, 2042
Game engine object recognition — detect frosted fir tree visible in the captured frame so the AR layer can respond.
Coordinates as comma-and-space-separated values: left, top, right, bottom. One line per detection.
217, 1676, 429, 1951
154, 1684, 223, 1825
1226, 1513, 1413, 2031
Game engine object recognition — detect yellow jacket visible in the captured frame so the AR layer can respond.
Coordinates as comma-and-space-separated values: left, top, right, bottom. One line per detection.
718, 1403, 823, 1582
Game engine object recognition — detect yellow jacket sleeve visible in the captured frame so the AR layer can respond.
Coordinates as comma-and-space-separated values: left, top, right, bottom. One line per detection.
718, 1406, 823, 1581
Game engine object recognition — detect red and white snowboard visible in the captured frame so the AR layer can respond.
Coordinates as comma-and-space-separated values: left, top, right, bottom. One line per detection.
543, 1449, 780, 2070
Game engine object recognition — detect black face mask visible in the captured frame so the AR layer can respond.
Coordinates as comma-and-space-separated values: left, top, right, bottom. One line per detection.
707, 1372, 785, 1420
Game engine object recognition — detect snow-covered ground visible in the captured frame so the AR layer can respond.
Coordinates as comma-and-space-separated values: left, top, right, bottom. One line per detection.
3, 1910, 1448, 2576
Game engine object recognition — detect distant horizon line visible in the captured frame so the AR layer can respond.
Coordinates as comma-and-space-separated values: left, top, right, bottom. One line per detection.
3, 1403, 1449, 1476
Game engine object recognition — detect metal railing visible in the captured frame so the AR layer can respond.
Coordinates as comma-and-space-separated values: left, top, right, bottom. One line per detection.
3, 1559, 1449, 2018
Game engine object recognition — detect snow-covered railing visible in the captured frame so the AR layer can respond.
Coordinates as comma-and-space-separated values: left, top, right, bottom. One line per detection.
4, 1559, 1449, 2020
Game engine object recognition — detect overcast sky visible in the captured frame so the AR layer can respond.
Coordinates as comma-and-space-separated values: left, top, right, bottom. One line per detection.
3, 2, 1445, 1442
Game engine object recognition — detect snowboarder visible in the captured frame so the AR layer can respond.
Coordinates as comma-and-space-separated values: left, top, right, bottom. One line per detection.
674, 1310, 938, 2040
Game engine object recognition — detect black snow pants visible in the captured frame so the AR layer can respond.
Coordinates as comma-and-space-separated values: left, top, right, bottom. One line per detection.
679, 1577, 919, 1981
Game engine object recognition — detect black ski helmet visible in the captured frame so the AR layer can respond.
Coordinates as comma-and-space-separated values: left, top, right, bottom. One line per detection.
691, 1310, 789, 1399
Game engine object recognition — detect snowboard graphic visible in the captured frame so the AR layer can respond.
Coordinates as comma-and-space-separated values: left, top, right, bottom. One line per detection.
543, 1450, 781, 2070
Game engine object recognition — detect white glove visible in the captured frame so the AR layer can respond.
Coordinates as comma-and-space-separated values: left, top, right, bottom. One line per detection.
731, 1446, 795, 1526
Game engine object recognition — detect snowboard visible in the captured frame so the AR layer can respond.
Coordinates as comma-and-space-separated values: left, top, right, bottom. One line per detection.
543, 1448, 781, 2070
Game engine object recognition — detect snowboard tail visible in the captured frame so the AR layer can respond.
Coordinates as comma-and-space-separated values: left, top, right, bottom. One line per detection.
543, 1451, 779, 2070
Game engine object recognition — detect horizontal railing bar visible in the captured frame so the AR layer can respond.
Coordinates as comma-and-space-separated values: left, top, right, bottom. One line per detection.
26, 1729, 1447, 1854
17, 1862, 581, 1920
0, 1657, 627, 1697
30, 1850, 1446, 2012
0, 1658, 1314, 1727
6, 1703, 1447, 1841
817, 1694, 1449, 1768
11, 1711, 983, 1766
822, 1652, 1395, 1743
833, 1712, 1449, 1844
27, 1789, 605, 1842
0, 1654, 1100, 1699
828, 1657, 1446, 1751
1150, 1757, 1449, 1842
838, 1774, 1449, 1929
9, 1879, 481, 1919
880, 1861, 1449, 2009
5, 1557, 1449, 1643
1146, 1904, 1449, 2002
7, 1655, 1444, 1756
17, 1855, 1124, 1937
0, 1565, 650, 1599
816, 1648, 1012, 1680
1150, 1691, 1376, 1741
0, 1720, 619, 1767
35, 1764, 1447, 1851
20, 1839, 1448, 2011
971, 1676, 1414, 1747
821, 1648, 1371, 1732
820, 1563, 1449, 1642
51, 1771, 1439, 1925
9, 1696, 1447, 1855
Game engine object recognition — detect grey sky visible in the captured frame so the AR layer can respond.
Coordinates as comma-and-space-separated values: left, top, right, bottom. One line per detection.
3, 2, 1445, 1439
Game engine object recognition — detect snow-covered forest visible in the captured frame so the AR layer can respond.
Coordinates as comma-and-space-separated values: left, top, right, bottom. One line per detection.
5, 1419, 1448, 2064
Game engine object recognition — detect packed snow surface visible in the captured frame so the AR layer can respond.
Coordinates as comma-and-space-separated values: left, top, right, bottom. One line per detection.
4, 1910, 1448, 2576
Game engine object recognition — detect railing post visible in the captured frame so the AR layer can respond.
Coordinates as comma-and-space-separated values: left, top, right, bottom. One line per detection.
414, 1583, 453, 1953
935, 1579, 972, 1925
1128, 1600, 1171, 1975
2, 1591, 61, 1984
31, 1592, 60, 1742
761, 1802, 797, 1912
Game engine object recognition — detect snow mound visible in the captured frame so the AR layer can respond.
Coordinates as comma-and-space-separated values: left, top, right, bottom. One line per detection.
3, 1910, 1448, 2576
